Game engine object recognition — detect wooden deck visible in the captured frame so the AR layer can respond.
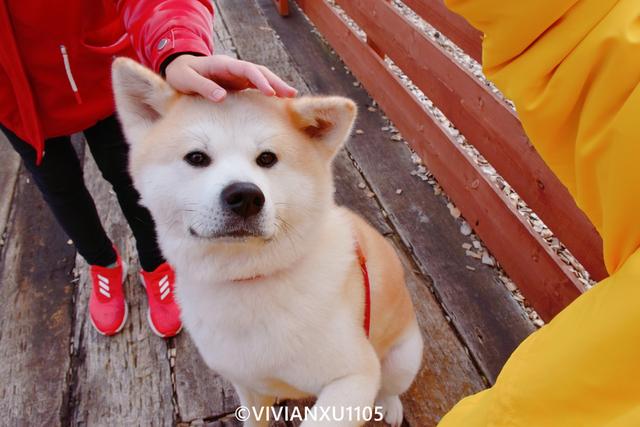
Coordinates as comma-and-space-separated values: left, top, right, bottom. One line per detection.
0, 1, 535, 425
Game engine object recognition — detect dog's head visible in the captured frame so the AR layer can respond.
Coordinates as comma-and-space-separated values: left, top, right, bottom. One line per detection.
112, 58, 356, 259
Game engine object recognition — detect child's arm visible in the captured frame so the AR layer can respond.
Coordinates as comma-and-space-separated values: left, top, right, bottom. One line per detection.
119, 0, 296, 101
119, 0, 214, 74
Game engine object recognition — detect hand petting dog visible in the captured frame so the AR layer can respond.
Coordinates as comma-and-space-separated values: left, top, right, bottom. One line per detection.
165, 54, 298, 102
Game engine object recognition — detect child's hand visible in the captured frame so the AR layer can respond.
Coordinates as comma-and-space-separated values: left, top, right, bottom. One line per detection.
165, 54, 297, 102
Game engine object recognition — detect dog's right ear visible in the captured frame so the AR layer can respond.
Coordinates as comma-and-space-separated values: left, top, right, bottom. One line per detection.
112, 57, 177, 144
287, 96, 357, 159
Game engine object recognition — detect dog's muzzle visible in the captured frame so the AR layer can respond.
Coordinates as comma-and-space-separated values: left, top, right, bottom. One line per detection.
188, 182, 267, 240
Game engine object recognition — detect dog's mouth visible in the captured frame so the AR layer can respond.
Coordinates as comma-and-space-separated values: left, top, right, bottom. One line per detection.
188, 226, 266, 241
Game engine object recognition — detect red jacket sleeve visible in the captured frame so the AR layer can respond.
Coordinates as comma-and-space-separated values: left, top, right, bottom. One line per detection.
119, 0, 214, 73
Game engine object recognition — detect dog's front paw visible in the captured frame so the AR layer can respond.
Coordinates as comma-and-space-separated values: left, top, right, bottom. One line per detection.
375, 395, 403, 427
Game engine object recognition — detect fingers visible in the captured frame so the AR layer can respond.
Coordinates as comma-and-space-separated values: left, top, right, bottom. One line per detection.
227, 60, 276, 97
166, 54, 298, 101
258, 65, 298, 98
184, 67, 228, 102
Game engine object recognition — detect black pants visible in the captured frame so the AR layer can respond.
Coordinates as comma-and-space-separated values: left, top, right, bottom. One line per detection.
1, 115, 164, 271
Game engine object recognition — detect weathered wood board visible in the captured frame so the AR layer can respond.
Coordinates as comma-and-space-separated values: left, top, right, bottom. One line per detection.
214, 0, 309, 90
333, 152, 392, 236
68, 142, 175, 426
201, 415, 243, 427
212, 8, 237, 58
257, 0, 535, 382
402, 0, 482, 63
0, 169, 76, 426
0, 132, 21, 244
173, 332, 239, 423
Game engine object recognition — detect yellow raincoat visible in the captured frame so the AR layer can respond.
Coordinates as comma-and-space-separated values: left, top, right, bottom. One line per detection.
439, 0, 640, 426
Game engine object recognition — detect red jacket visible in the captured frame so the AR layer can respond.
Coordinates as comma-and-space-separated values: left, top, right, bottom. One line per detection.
0, 0, 214, 163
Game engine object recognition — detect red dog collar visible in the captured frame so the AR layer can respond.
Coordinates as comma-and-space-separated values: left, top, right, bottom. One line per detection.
356, 241, 371, 338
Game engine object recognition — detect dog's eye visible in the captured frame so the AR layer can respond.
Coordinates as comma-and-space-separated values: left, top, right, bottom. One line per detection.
256, 151, 278, 168
184, 151, 211, 168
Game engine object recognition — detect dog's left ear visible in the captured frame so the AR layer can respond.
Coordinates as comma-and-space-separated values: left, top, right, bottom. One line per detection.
112, 57, 177, 144
287, 96, 357, 158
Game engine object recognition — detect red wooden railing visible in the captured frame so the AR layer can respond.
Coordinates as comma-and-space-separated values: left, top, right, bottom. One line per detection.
282, 0, 607, 321
272, 0, 289, 16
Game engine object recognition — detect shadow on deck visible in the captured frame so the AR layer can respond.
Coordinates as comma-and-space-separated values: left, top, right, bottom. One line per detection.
0, 1, 535, 425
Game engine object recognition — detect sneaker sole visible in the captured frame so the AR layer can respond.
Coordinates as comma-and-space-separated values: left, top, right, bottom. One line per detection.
89, 260, 129, 336
140, 273, 183, 338
146, 308, 183, 338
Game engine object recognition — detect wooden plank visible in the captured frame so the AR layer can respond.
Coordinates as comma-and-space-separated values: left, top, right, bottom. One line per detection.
259, 0, 536, 381
212, 8, 237, 57
333, 152, 393, 236
336, 0, 607, 283
202, 415, 243, 427
364, 0, 389, 58
214, 0, 309, 90
393, 240, 485, 426
218, 3, 487, 423
69, 146, 175, 425
0, 132, 21, 245
0, 169, 76, 426
173, 332, 239, 422
402, 0, 482, 63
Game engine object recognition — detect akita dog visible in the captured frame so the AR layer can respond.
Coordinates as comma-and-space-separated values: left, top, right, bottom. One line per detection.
112, 57, 422, 427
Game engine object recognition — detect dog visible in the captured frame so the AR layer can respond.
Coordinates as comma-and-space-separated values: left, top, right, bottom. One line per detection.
112, 57, 422, 427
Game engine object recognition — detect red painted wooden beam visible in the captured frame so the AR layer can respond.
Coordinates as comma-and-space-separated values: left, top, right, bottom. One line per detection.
336, 0, 607, 282
296, 0, 589, 320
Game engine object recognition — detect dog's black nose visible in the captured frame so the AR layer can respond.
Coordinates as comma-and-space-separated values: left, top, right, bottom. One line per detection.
221, 182, 265, 219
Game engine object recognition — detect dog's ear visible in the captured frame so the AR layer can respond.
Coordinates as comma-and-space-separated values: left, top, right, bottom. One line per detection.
287, 96, 357, 158
112, 57, 177, 144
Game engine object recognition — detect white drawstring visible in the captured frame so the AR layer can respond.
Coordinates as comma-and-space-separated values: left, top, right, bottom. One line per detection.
60, 45, 82, 104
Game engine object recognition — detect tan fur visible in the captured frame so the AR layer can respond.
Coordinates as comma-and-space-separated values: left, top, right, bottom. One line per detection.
347, 211, 416, 357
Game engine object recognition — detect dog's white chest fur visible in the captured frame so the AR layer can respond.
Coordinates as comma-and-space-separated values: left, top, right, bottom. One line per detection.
174, 209, 367, 397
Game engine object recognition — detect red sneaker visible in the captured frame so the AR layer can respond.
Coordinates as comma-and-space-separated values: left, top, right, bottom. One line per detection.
89, 250, 128, 336
140, 263, 182, 338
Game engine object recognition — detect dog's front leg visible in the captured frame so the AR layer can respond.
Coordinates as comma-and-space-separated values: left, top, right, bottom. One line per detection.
301, 355, 381, 427
234, 384, 275, 427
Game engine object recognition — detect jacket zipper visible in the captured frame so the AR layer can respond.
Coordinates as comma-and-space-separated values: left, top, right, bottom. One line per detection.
60, 45, 83, 104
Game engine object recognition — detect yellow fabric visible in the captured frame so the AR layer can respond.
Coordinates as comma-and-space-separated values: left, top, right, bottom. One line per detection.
439, 0, 640, 426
